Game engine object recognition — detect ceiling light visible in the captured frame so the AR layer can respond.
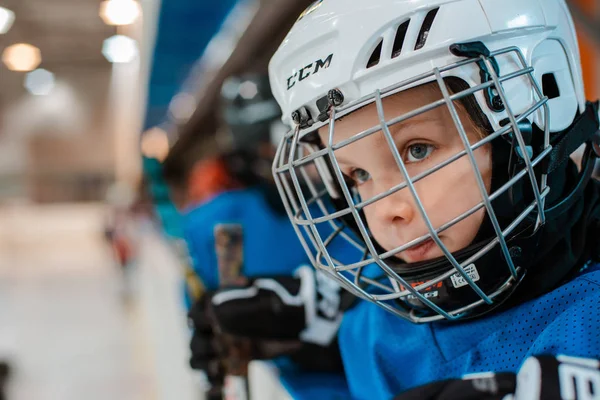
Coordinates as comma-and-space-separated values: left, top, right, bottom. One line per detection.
99, 0, 141, 26
239, 81, 258, 100
102, 35, 139, 63
2, 43, 42, 72
25, 69, 55, 96
0, 6, 15, 34
141, 127, 169, 161
169, 93, 197, 122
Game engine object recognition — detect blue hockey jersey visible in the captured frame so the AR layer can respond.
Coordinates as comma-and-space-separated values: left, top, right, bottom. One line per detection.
182, 188, 311, 290
338, 262, 600, 399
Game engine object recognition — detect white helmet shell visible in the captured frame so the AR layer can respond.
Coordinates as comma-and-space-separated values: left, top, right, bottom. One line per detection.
269, 0, 584, 133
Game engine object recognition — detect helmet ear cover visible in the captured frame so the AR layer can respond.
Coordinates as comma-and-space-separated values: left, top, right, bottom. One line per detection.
503, 101, 600, 221
438, 44, 600, 223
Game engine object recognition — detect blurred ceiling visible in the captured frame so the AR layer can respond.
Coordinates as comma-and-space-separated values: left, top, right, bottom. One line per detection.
142, 0, 238, 130
159, 0, 315, 190
0, 0, 115, 103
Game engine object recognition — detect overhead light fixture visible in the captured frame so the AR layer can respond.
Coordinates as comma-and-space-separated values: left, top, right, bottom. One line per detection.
99, 0, 141, 26
0, 6, 15, 34
2, 43, 42, 72
239, 81, 259, 100
169, 93, 197, 122
25, 69, 55, 96
102, 35, 139, 63
141, 127, 169, 161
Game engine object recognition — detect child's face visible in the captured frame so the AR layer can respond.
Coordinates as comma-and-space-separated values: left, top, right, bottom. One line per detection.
318, 84, 492, 264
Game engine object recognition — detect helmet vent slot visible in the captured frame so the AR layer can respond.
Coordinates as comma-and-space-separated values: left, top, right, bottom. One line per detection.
415, 7, 439, 50
367, 38, 384, 68
542, 73, 560, 99
392, 20, 411, 58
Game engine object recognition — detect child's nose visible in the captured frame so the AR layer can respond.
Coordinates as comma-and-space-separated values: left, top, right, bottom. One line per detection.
372, 185, 415, 226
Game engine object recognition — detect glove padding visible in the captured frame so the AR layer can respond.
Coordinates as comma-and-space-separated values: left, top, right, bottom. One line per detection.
189, 266, 347, 373
394, 373, 517, 400
393, 355, 600, 400
188, 294, 224, 379
512, 355, 600, 400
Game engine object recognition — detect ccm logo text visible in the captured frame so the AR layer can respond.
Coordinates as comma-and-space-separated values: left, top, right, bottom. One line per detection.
286, 54, 333, 90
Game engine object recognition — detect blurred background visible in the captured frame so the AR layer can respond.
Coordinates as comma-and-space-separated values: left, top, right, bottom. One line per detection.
0, 0, 598, 399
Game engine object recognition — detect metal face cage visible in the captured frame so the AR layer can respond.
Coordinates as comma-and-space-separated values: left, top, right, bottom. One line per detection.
272, 46, 551, 323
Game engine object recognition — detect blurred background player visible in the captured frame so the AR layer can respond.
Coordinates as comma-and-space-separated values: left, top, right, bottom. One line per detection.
183, 73, 353, 399
103, 182, 138, 302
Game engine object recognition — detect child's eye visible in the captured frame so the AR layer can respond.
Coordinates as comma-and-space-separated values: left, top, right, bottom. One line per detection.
350, 168, 371, 185
406, 143, 435, 163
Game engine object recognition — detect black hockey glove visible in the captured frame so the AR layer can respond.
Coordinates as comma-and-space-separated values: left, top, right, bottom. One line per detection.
511, 355, 599, 400
393, 355, 600, 400
393, 373, 517, 400
187, 293, 227, 400
192, 266, 352, 374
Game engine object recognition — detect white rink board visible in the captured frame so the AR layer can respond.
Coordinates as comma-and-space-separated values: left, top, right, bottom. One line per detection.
248, 361, 293, 400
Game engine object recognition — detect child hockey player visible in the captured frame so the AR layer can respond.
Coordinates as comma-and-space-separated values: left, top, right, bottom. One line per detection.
268, 0, 600, 398
201, 1, 600, 397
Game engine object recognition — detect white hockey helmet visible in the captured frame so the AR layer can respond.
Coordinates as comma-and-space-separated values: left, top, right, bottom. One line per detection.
269, 0, 600, 322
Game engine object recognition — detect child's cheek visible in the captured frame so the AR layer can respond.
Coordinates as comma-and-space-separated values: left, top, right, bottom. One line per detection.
417, 157, 479, 217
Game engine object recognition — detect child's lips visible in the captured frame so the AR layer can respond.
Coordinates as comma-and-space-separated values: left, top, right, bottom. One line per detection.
403, 238, 436, 262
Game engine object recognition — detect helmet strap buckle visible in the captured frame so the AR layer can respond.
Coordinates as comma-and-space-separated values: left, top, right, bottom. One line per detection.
449, 41, 505, 112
